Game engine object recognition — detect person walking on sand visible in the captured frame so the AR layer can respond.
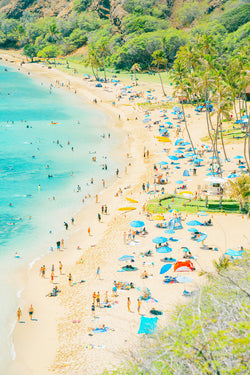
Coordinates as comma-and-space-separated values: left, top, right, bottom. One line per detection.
104, 204, 107, 214
96, 292, 100, 307
68, 273, 72, 286
96, 266, 100, 279
127, 297, 131, 312
17, 307, 22, 322
137, 298, 141, 314
91, 303, 96, 319
61, 238, 64, 248
29, 305, 34, 320
88, 227, 91, 236
71, 217, 74, 225
93, 292, 96, 305
64, 222, 68, 230
50, 271, 54, 283
59, 261, 63, 275
98, 213, 101, 222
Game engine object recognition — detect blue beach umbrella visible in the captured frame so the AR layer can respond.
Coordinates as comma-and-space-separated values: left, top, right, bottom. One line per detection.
175, 180, 184, 184
160, 264, 172, 274
156, 246, 172, 253
164, 229, 175, 234
174, 150, 184, 154
181, 247, 190, 252
143, 118, 150, 123
166, 121, 173, 125
194, 158, 203, 163
158, 161, 168, 165
187, 220, 202, 226
228, 173, 238, 178
197, 212, 208, 216
118, 255, 134, 262
168, 155, 179, 161
130, 220, 145, 228
234, 155, 243, 159
169, 209, 179, 213
185, 153, 195, 158
152, 236, 168, 244
175, 139, 184, 146
238, 165, 246, 169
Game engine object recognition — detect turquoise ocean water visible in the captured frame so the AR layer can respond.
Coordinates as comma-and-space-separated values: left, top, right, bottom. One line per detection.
0, 64, 121, 370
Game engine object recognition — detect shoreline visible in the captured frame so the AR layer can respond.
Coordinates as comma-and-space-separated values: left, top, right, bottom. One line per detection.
1, 50, 160, 374
1, 50, 249, 375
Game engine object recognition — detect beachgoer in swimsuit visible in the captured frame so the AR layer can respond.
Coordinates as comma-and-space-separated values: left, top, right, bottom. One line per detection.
68, 273, 72, 286
17, 307, 22, 322
29, 305, 34, 320
137, 299, 141, 314
59, 261, 63, 275
127, 297, 131, 312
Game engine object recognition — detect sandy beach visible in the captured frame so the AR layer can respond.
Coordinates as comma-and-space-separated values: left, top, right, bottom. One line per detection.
1, 50, 249, 375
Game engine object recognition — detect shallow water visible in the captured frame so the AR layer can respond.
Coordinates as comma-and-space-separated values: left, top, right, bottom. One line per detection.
0, 64, 122, 370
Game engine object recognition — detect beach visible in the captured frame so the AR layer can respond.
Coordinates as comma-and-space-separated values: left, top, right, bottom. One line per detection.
1, 50, 249, 375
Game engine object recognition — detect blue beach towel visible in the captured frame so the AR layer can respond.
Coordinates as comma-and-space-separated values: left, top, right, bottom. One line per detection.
138, 316, 158, 335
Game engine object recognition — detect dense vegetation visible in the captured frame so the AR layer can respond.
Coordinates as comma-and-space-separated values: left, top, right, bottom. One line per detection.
0, 0, 249, 70
104, 252, 250, 374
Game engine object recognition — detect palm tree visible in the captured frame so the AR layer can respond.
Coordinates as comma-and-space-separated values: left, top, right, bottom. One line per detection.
171, 59, 196, 155
151, 49, 167, 96
227, 174, 250, 212
84, 45, 100, 80
99, 39, 110, 82
49, 23, 59, 65
131, 63, 141, 86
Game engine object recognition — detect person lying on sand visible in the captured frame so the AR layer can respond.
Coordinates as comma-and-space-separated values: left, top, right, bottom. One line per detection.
141, 270, 149, 279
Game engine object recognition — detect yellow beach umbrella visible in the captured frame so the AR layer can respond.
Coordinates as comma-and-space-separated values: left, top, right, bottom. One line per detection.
125, 197, 138, 203
155, 137, 171, 143
118, 207, 136, 211
152, 214, 165, 220
180, 191, 193, 199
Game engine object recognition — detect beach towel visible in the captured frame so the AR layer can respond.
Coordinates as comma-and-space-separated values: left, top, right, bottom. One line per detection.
138, 316, 158, 335
92, 327, 109, 333
160, 264, 172, 274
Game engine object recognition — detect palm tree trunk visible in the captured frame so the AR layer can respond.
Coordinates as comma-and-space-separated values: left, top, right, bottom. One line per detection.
158, 71, 166, 96
103, 64, 107, 82
219, 115, 228, 161
181, 90, 196, 155
233, 100, 238, 121
213, 113, 222, 177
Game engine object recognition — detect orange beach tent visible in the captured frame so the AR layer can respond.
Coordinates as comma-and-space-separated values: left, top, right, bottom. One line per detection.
174, 260, 194, 272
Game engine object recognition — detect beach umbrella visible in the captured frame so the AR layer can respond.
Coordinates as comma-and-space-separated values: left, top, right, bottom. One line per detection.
205, 176, 227, 184
194, 158, 203, 163
152, 236, 168, 244
164, 229, 175, 234
152, 214, 165, 221
165, 121, 173, 125
197, 211, 208, 216
185, 153, 195, 158
156, 246, 172, 253
168, 155, 179, 161
188, 228, 199, 232
118, 255, 134, 262
130, 220, 145, 228
186, 220, 202, 226
174, 150, 184, 154
169, 209, 179, 213
175, 180, 184, 184
228, 173, 239, 178
181, 247, 190, 252
234, 155, 243, 159
238, 165, 246, 169
173, 106, 181, 112
158, 161, 168, 165
160, 264, 172, 274
175, 139, 184, 146
143, 118, 151, 123
176, 276, 193, 283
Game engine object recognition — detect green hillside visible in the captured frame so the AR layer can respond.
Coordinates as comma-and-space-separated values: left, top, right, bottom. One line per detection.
0, 0, 249, 70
